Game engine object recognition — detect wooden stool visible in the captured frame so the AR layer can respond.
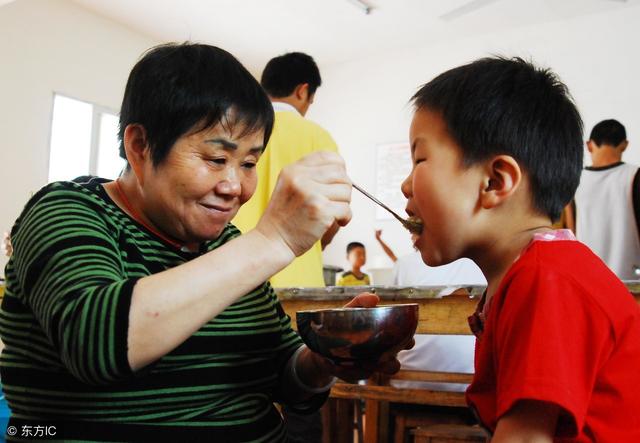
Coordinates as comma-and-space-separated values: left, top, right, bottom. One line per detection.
411, 424, 488, 443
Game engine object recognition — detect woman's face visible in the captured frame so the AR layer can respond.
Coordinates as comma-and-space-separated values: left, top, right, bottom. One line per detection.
141, 122, 264, 244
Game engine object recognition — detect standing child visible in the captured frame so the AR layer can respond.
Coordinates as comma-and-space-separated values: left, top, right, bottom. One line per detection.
402, 57, 640, 441
337, 242, 370, 286
569, 119, 640, 280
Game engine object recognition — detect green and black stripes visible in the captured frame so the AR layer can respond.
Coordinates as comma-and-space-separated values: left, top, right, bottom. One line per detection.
0, 178, 302, 442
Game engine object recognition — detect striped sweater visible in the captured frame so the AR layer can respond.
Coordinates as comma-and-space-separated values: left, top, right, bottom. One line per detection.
0, 177, 308, 442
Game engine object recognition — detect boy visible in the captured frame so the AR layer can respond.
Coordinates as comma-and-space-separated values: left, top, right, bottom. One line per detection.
402, 57, 640, 441
569, 119, 640, 280
336, 242, 370, 286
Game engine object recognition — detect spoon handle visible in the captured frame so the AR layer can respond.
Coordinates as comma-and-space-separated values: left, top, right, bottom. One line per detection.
352, 183, 406, 223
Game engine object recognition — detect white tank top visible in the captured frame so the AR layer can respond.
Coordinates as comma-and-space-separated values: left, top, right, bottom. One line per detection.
575, 162, 640, 280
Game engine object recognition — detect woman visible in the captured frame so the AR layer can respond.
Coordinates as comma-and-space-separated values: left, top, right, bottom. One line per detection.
0, 43, 404, 442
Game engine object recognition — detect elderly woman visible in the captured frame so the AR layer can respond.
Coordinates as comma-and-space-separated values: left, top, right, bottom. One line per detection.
0, 43, 404, 442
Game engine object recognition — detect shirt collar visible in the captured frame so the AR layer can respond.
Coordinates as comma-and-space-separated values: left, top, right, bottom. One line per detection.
272, 101, 301, 115
585, 161, 625, 172
468, 229, 577, 338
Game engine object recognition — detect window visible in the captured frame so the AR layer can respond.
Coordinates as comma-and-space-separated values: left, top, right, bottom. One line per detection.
48, 94, 125, 182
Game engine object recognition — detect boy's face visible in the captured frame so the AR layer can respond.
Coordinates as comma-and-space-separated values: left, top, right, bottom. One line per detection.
347, 247, 366, 268
401, 108, 484, 266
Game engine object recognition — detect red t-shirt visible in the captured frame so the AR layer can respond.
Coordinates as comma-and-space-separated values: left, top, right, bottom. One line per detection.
466, 240, 640, 442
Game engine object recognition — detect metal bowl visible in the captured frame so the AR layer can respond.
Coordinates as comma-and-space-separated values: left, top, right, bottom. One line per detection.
296, 304, 419, 364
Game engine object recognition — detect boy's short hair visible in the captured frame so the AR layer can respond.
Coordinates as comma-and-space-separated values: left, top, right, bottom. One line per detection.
412, 57, 583, 222
346, 242, 365, 254
589, 119, 627, 147
261, 52, 322, 98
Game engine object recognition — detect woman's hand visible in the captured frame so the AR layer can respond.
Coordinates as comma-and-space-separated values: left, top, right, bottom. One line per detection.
127, 151, 351, 371
255, 151, 352, 258
297, 293, 415, 385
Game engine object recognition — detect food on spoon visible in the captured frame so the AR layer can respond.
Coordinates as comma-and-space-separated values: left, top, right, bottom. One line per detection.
405, 216, 424, 234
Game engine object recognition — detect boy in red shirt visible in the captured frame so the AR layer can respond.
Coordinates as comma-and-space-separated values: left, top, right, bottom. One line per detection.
401, 57, 640, 442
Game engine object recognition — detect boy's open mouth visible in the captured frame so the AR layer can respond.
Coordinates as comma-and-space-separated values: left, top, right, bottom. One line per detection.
406, 216, 424, 234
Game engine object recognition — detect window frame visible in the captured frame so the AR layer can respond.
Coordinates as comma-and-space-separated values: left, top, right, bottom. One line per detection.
47, 92, 120, 182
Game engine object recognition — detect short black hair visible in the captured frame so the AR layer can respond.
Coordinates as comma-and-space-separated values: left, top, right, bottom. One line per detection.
261, 52, 322, 98
412, 57, 583, 222
589, 119, 627, 147
119, 42, 274, 166
346, 242, 365, 254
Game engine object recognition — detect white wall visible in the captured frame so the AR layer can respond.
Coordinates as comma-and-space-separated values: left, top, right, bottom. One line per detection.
0, 0, 158, 275
2, 1, 638, 282
311, 5, 640, 277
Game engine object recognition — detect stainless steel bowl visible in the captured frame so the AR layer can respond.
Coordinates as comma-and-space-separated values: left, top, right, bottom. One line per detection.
296, 304, 419, 364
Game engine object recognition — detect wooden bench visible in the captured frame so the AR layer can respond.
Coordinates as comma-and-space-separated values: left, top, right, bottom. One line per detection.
411, 424, 488, 443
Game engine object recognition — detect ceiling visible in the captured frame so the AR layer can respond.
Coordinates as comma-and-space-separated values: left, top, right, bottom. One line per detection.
70, 0, 638, 73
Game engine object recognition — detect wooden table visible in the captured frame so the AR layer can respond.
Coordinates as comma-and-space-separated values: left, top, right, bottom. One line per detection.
278, 282, 640, 334
278, 285, 486, 336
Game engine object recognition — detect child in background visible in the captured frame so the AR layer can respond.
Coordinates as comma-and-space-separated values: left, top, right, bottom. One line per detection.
336, 242, 370, 286
569, 119, 640, 280
402, 57, 640, 441
1, 232, 11, 257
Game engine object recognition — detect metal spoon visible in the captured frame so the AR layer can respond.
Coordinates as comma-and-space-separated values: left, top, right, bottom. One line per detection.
352, 183, 423, 234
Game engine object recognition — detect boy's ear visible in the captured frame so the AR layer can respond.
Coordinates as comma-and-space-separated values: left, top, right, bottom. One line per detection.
479, 155, 522, 210
586, 140, 594, 154
619, 140, 629, 153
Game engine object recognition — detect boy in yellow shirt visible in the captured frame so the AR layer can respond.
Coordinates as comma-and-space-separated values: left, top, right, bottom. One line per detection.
337, 242, 371, 286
